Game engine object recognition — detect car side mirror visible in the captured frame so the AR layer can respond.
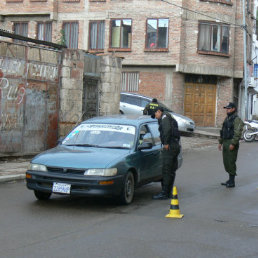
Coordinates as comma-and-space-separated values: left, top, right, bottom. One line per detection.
138, 142, 153, 150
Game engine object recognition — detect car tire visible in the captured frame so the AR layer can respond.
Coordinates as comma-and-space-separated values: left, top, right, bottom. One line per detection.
34, 190, 52, 200
119, 171, 135, 205
120, 110, 124, 114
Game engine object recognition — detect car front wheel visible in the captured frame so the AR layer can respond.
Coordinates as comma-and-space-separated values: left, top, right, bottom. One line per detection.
120, 171, 135, 205
34, 190, 52, 200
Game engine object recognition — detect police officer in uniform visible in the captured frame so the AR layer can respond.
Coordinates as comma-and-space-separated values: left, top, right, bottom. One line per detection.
218, 102, 244, 188
143, 98, 159, 116
152, 107, 180, 200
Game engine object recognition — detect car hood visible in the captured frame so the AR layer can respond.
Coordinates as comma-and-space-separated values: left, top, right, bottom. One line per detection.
31, 145, 130, 169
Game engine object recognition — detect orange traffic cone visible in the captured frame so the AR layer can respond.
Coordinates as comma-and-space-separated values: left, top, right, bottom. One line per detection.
165, 186, 184, 219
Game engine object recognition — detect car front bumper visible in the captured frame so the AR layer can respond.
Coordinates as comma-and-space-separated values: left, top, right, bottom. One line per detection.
26, 170, 124, 197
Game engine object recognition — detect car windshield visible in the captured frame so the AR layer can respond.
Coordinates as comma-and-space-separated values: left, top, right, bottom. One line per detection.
62, 123, 136, 149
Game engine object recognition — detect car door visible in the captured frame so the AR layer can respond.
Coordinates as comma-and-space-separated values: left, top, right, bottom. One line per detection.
136, 123, 162, 181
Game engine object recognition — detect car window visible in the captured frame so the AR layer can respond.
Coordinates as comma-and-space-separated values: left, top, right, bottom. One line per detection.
140, 99, 150, 108
138, 124, 153, 145
120, 94, 126, 102
62, 123, 136, 149
148, 122, 161, 145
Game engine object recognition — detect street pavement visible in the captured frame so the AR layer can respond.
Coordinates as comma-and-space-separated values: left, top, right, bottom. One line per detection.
0, 128, 219, 183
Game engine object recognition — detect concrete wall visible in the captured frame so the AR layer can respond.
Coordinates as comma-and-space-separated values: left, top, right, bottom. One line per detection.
0, 41, 60, 157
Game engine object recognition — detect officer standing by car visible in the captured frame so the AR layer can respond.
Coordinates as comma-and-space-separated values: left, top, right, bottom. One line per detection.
143, 98, 159, 116
218, 102, 244, 188
152, 106, 180, 200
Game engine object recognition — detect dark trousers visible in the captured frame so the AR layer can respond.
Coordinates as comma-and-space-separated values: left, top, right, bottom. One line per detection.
162, 142, 180, 193
222, 140, 239, 176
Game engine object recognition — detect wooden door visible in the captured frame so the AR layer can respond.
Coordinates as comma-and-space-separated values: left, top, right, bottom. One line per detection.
184, 83, 216, 127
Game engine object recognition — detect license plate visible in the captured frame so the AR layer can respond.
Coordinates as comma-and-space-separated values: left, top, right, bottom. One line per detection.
52, 182, 71, 194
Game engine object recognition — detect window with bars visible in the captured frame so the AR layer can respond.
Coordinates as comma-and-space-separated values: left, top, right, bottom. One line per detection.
89, 21, 105, 50
146, 18, 169, 50
198, 22, 230, 55
13, 22, 28, 43
37, 22, 52, 42
121, 72, 139, 92
63, 22, 79, 49
110, 19, 132, 49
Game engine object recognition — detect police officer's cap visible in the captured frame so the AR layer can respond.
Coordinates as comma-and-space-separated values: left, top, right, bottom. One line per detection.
223, 102, 236, 109
151, 106, 164, 118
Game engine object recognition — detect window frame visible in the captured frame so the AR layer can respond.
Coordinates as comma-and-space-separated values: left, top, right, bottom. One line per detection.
62, 21, 79, 49
197, 21, 230, 57
109, 18, 132, 52
13, 22, 28, 43
88, 20, 105, 52
145, 18, 169, 52
37, 21, 52, 42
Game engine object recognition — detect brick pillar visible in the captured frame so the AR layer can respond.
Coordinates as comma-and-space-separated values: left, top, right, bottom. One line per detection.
171, 72, 184, 114
216, 77, 233, 127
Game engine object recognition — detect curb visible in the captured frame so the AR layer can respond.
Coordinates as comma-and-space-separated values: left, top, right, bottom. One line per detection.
0, 174, 25, 183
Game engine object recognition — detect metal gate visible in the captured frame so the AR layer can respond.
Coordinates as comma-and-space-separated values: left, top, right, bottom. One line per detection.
0, 42, 61, 156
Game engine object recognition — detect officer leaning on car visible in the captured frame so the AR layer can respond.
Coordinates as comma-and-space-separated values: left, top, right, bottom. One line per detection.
151, 106, 181, 200
143, 98, 159, 116
218, 102, 244, 188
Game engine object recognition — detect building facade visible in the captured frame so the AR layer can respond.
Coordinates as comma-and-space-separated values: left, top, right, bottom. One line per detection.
0, 0, 254, 127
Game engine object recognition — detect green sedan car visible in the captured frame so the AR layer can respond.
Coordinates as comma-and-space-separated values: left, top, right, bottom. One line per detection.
26, 115, 182, 204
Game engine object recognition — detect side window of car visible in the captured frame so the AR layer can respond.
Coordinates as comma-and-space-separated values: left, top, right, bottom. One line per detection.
148, 122, 161, 145
138, 125, 153, 145
141, 99, 150, 108
120, 94, 125, 102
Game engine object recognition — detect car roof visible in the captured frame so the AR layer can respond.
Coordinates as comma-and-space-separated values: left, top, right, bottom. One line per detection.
81, 114, 156, 126
120, 92, 152, 101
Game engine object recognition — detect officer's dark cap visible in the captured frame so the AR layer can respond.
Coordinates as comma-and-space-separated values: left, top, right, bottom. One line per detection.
223, 102, 236, 109
151, 106, 164, 119
152, 98, 158, 103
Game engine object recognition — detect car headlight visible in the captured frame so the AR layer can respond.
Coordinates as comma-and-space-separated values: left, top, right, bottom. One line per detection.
84, 168, 117, 176
28, 163, 47, 172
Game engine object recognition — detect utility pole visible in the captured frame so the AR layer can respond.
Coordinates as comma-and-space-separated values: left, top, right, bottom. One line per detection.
243, 0, 248, 120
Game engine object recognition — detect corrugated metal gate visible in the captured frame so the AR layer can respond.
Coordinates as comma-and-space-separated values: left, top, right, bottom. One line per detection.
0, 42, 61, 156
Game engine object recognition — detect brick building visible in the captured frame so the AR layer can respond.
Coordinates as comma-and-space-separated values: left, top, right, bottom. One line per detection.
0, 0, 254, 127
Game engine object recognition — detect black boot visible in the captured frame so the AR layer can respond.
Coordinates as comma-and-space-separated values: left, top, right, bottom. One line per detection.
226, 175, 235, 188
152, 191, 169, 200
221, 174, 230, 186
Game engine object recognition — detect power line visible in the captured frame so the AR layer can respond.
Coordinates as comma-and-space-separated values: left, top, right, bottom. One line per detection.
160, 0, 243, 28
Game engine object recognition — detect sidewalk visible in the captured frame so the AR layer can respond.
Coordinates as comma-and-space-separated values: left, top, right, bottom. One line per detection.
0, 128, 219, 184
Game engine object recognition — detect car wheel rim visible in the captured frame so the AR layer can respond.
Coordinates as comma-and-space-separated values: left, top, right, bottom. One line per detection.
125, 174, 134, 202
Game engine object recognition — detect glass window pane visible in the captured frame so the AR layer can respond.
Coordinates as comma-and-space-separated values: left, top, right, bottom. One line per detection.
157, 19, 168, 48
90, 22, 98, 49
211, 25, 220, 52
97, 21, 105, 49
198, 23, 210, 51
221, 26, 229, 54
147, 19, 157, 48
64, 23, 70, 48
111, 20, 121, 48
45, 23, 52, 42
37, 23, 44, 40
121, 19, 131, 48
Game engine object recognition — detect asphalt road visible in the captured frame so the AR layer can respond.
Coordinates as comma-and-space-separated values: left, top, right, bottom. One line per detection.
0, 142, 258, 258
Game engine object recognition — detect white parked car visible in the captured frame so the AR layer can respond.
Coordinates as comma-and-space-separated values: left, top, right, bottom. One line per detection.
120, 92, 195, 133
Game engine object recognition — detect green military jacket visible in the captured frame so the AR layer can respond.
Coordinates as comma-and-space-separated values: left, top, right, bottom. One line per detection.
219, 114, 244, 146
